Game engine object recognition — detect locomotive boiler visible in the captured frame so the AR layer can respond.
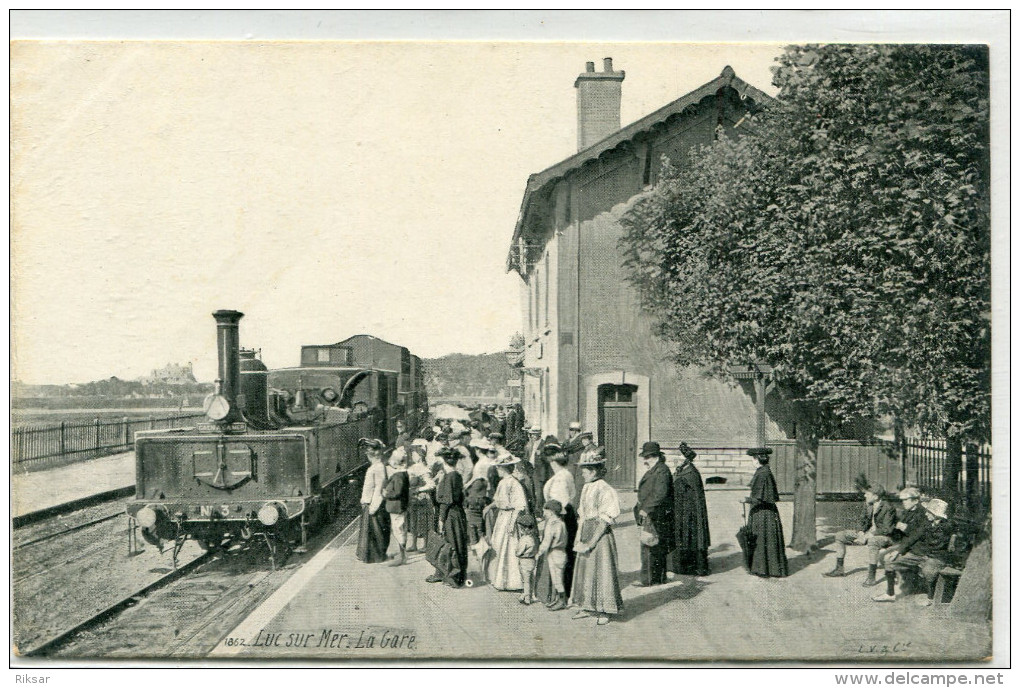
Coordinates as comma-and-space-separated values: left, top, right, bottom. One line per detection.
126, 310, 427, 561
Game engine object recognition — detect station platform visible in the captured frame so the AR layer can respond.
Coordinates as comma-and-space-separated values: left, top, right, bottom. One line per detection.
11, 451, 135, 518
211, 490, 990, 662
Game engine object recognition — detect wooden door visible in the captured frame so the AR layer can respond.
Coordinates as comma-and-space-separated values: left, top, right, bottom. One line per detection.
599, 384, 638, 489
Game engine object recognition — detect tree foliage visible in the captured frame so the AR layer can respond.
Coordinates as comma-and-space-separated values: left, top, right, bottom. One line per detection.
621, 44, 990, 444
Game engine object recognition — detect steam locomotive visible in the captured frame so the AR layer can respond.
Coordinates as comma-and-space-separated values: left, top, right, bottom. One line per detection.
126, 310, 427, 560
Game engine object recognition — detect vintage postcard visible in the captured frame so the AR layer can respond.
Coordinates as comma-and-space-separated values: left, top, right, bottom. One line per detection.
9, 11, 1007, 669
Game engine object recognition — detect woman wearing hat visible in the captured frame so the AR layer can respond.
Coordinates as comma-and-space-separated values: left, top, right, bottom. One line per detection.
570, 449, 624, 625
745, 448, 789, 578
672, 442, 711, 576
572, 431, 599, 505
536, 442, 578, 601
426, 447, 469, 588
485, 454, 529, 591
356, 438, 392, 564
405, 441, 437, 553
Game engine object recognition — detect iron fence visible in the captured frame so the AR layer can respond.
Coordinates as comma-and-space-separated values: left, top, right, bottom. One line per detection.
11, 413, 205, 473
894, 437, 992, 513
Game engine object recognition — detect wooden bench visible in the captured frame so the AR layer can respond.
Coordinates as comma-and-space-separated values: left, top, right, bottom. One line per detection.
933, 566, 963, 604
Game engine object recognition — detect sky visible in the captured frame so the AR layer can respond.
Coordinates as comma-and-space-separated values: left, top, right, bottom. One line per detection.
11, 40, 784, 384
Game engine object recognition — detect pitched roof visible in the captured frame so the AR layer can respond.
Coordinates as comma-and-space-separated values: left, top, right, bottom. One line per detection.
507, 66, 775, 271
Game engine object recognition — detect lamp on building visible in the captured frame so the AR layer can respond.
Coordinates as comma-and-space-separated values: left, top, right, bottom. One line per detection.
728, 360, 774, 450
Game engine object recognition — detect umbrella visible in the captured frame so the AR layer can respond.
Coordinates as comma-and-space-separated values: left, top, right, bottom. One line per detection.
736, 524, 756, 571
736, 500, 756, 571
433, 403, 470, 421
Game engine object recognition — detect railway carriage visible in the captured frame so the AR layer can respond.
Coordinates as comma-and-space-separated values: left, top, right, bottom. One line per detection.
126, 310, 427, 560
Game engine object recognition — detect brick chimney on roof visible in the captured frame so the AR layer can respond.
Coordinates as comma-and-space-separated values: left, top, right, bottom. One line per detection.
574, 57, 625, 151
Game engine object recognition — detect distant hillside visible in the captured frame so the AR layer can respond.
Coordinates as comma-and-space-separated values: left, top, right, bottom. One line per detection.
423, 353, 514, 399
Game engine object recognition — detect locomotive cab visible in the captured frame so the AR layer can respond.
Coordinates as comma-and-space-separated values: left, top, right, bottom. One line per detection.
125, 311, 424, 564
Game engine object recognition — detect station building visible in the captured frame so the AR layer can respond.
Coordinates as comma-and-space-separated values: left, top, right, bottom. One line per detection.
507, 60, 787, 489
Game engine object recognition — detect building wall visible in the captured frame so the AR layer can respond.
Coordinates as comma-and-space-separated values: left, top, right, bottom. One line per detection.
521, 232, 560, 438
547, 89, 788, 487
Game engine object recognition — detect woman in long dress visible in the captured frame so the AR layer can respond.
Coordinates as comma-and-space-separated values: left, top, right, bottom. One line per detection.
355, 439, 391, 563
426, 447, 469, 588
569, 455, 624, 625
746, 448, 789, 578
672, 442, 711, 575
404, 441, 436, 552
536, 443, 578, 603
485, 455, 528, 591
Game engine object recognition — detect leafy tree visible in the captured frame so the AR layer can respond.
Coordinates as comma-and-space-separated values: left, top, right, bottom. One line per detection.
620, 44, 990, 550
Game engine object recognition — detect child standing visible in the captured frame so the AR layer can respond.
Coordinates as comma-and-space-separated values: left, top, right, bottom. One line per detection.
515, 512, 539, 605
538, 499, 569, 611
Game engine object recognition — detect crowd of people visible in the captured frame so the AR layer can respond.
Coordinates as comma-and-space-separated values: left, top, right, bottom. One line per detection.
353, 408, 634, 625
353, 404, 967, 624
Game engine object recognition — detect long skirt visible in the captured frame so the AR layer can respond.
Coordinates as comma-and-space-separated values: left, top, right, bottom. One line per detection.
406, 495, 436, 539
536, 505, 578, 602
356, 505, 391, 563
428, 506, 469, 587
487, 508, 523, 591
748, 504, 789, 578
569, 520, 624, 615
671, 548, 711, 576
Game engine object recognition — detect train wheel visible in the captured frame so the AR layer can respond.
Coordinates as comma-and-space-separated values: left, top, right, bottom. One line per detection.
198, 535, 228, 553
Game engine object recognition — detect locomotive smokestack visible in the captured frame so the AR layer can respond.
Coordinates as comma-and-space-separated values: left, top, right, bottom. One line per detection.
209, 309, 244, 425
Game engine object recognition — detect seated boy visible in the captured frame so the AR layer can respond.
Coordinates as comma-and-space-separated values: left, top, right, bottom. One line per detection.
824, 476, 897, 585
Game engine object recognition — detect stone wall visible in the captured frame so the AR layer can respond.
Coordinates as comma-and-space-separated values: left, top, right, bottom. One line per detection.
659, 446, 759, 488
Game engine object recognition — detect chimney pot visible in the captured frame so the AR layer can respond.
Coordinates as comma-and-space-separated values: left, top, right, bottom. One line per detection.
574, 58, 625, 151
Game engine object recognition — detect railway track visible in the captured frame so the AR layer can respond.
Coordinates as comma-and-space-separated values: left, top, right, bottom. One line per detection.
12, 490, 206, 657
14, 511, 124, 551
12, 485, 135, 529
32, 503, 363, 658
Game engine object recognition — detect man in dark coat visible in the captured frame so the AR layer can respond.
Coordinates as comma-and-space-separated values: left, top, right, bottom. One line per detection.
672, 442, 711, 576
634, 441, 676, 586
523, 427, 550, 512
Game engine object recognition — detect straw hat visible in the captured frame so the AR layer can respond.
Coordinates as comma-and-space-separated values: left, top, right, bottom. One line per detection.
923, 498, 949, 520
577, 446, 606, 466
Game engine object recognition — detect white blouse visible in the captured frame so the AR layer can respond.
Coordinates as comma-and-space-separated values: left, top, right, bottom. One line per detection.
543, 469, 576, 513
406, 462, 435, 493
361, 462, 387, 514
493, 474, 528, 511
576, 479, 621, 525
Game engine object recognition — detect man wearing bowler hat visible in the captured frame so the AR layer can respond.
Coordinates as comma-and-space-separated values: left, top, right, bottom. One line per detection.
634, 441, 676, 586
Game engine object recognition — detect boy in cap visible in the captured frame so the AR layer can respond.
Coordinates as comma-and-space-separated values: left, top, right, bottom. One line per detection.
823, 475, 897, 582
537, 499, 569, 611
515, 511, 540, 604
